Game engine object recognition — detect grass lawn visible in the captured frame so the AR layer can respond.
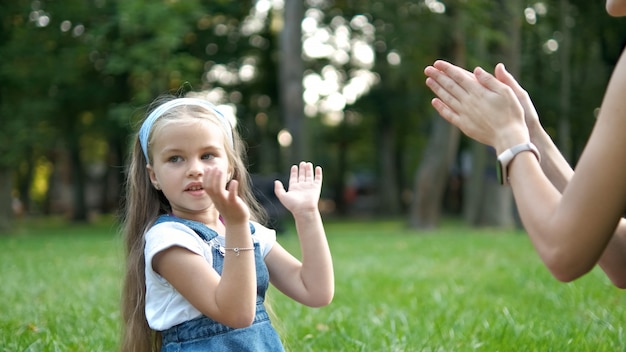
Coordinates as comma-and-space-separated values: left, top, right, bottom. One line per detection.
0, 216, 624, 351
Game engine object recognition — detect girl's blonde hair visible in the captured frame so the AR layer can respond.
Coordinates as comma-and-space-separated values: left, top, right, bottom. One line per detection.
120, 96, 266, 352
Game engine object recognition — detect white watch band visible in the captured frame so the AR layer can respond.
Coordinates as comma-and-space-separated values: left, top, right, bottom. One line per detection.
497, 142, 541, 185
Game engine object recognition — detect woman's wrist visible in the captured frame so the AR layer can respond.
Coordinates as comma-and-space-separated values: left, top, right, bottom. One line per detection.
528, 125, 556, 160
527, 120, 547, 144
494, 126, 531, 155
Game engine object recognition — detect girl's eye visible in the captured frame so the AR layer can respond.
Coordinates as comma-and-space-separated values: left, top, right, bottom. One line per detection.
201, 153, 215, 160
168, 156, 183, 163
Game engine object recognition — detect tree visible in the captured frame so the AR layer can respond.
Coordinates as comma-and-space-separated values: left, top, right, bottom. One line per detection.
1, 0, 624, 229
0, 1, 60, 227
462, 0, 524, 227
409, 2, 466, 229
279, 0, 306, 165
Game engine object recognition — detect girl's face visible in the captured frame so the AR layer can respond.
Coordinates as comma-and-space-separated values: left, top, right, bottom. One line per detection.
606, 0, 626, 16
147, 117, 232, 221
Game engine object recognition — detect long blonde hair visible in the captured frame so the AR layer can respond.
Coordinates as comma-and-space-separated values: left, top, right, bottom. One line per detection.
120, 96, 267, 352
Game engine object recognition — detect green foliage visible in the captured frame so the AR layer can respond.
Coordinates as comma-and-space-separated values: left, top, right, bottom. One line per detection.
1, 218, 624, 351
2, 0, 626, 220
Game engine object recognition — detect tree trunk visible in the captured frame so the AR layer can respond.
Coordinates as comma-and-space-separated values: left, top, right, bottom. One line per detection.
279, 0, 306, 165
15, 150, 34, 214
0, 167, 13, 233
463, 0, 523, 228
408, 3, 464, 229
69, 141, 88, 222
559, 0, 573, 163
463, 142, 487, 225
409, 115, 460, 229
463, 143, 517, 226
333, 120, 349, 215
100, 138, 124, 214
378, 124, 401, 215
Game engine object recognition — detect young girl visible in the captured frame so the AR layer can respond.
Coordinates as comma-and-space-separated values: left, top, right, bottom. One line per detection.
120, 96, 334, 351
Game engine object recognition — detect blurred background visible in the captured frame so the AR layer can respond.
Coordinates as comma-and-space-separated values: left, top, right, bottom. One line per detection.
1, 0, 625, 232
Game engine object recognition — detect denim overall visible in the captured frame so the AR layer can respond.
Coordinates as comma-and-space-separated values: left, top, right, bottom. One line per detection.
155, 215, 285, 352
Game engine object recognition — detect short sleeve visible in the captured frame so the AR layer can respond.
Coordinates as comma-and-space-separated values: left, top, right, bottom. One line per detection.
144, 222, 209, 277
250, 221, 277, 257
144, 222, 211, 330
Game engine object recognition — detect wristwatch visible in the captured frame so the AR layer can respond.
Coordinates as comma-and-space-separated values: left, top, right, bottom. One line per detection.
496, 142, 541, 185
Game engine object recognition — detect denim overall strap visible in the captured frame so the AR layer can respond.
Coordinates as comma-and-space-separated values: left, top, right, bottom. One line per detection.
157, 215, 284, 351
153, 214, 218, 242
153, 214, 256, 242
152, 214, 266, 300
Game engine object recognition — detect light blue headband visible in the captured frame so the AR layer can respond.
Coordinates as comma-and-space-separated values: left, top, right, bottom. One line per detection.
139, 98, 234, 161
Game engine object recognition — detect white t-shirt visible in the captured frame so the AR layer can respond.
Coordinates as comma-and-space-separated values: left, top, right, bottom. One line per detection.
144, 220, 276, 331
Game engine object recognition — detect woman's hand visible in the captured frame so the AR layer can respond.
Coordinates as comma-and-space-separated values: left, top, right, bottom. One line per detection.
493, 63, 542, 135
424, 60, 530, 154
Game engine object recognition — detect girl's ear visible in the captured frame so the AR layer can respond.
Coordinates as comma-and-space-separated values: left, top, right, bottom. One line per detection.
228, 166, 235, 181
146, 164, 159, 189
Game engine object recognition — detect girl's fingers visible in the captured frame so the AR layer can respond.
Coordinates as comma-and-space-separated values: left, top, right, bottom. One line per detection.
289, 164, 298, 187
226, 179, 239, 201
303, 162, 313, 181
315, 166, 323, 183
284, 162, 322, 187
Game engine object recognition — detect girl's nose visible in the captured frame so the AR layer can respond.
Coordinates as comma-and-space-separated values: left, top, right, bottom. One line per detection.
187, 159, 204, 177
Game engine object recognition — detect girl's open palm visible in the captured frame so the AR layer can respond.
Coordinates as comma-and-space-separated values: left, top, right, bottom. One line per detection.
274, 162, 322, 215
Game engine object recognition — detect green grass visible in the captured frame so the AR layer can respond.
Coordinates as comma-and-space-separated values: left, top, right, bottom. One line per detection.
0, 217, 123, 351
1, 217, 624, 351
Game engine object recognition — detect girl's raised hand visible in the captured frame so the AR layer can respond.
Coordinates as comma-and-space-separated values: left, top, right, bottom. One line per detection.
204, 167, 250, 224
274, 162, 322, 216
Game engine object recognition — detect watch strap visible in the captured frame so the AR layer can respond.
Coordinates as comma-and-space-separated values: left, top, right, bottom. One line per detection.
497, 142, 541, 185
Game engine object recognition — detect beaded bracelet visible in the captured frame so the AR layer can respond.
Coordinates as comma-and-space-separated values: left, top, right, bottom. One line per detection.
223, 247, 254, 256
